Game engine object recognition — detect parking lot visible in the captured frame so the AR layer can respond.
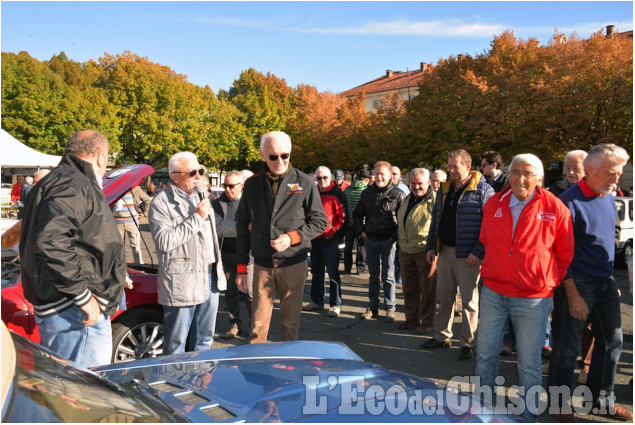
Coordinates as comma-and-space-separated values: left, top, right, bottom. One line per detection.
134, 219, 633, 422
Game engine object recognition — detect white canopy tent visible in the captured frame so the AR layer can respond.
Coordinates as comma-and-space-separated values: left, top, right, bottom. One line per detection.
0, 129, 61, 168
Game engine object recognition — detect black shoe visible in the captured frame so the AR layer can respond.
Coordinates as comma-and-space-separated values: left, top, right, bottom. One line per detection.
458, 346, 474, 360
420, 337, 451, 349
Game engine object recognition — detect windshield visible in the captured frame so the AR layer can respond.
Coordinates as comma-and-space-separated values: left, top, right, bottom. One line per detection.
3, 332, 187, 423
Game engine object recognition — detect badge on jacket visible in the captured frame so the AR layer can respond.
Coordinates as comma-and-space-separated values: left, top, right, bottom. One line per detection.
286, 183, 303, 194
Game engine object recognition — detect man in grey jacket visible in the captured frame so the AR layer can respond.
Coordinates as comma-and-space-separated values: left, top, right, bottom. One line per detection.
149, 151, 228, 355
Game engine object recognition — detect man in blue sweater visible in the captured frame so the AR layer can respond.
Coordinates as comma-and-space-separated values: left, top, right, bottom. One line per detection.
548, 143, 632, 421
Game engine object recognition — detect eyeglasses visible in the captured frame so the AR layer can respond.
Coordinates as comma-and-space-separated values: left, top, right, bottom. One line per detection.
223, 183, 240, 189
316, 176, 329, 181
268, 153, 290, 161
510, 170, 537, 179
172, 168, 205, 178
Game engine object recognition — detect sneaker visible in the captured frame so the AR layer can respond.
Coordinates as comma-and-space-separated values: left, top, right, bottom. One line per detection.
223, 325, 240, 339
302, 302, 324, 311
420, 337, 451, 349
458, 346, 474, 361
397, 321, 419, 330
328, 306, 341, 317
500, 343, 514, 356
386, 310, 396, 323
414, 325, 433, 334
577, 369, 588, 385
361, 308, 378, 320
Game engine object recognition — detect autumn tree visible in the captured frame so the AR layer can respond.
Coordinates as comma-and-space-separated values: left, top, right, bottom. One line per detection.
222, 68, 293, 168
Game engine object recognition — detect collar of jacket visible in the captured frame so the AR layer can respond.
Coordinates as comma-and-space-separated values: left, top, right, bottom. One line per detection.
319, 181, 335, 193
497, 185, 545, 204
372, 182, 394, 195
441, 170, 483, 195
59, 153, 98, 182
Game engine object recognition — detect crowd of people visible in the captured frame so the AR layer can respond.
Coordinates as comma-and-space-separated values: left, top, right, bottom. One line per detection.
16, 128, 632, 422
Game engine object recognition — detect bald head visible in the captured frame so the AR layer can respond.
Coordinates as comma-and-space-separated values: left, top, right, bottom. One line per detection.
65, 130, 110, 177
34, 170, 51, 183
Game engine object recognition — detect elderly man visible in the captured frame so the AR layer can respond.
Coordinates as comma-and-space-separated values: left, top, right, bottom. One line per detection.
304, 166, 348, 317
423, 149, 494, 360
391, 166, 410, 195
333, 169, 350, 191
480, 151, 509, 193
476, 154, 574, 422
396, 168, 437, 334
212, 170, 251, 339
33, 169, 51, 183
149, 151, 227, 355
430, 170, 447, 192
548, 144, 632, 421
236, 131, 326, 343
548, 150, 587, 197
354, 161, 405, 322
20, 130, 126, 368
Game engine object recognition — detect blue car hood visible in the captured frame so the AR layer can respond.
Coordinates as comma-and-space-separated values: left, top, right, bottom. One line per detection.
95, 341, 518, 423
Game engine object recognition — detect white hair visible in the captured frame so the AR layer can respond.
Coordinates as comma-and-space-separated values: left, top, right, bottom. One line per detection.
584, 144, 629, 173
564, 150, 588, 165
260, 131, 292, 153
431, 170, 447, 181
510, 153, 544, 178
409, 168, 430, 180
168, 151, 197, 174
315, 165, 331, 177
240, 169, 254, 180
24, 176, 34, 185
225, 170, 244, 183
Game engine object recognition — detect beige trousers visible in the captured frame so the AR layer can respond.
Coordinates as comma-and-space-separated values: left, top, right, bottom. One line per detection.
249, 261, 308, 344
433, 244, 481, 347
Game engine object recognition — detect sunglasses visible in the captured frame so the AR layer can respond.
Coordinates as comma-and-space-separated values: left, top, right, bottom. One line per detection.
223, 183, 240, 189
268, 153, 290, 161
315, 176, 329, 181
172, 168, 205, 178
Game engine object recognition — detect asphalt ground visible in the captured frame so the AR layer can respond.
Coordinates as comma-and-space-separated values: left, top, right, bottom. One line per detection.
132, 218, 633, 422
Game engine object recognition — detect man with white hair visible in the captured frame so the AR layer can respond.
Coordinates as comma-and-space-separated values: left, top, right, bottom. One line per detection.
548, 144, 632, 421
476, 153, 574, 422
430, 170, 447, 192
149, 151, 227, 354
548, 150, 587, 197
236, 131, 326, 343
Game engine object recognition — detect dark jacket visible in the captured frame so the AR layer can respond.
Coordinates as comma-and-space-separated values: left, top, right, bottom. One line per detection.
548, 179, 569, 197
19, 154, 126, 318
236, 165, 327, 269
212, 192, 239, 260
353, 183, 405, 241
425, 171, 494, 259
487, 170, 510, 193
343, 180, 367, 226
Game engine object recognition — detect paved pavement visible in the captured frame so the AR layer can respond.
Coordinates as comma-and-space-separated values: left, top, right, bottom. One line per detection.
132, 220, 632, 422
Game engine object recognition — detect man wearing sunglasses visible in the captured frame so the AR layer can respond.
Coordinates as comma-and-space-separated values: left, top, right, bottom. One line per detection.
235, 131, 326, 343
148, 151, 227, 354
212, 171, 252, 340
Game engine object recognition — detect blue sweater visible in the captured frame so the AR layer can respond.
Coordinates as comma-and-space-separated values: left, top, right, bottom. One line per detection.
560, 180, 616, 280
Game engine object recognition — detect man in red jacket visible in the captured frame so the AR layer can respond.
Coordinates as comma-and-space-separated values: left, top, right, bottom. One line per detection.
475, 153, 574, 422
303, 166, 348, 317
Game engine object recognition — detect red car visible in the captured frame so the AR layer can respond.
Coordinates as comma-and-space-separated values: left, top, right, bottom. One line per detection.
1, 164, 164, 363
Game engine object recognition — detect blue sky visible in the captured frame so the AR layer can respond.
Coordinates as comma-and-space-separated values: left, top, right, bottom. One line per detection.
2, 1, 632, 93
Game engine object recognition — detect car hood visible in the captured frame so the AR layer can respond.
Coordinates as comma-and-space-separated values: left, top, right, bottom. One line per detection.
95, 341, 518, 423
1, 164, 154, 250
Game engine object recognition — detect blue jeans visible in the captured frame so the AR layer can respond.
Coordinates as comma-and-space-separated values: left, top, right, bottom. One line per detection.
548, 278, 623, 407
163, 271, 219, 355
310, 238, 342, 307
36, 305, 112, 368
475, 285, 553, 422
364, 237, 396, 311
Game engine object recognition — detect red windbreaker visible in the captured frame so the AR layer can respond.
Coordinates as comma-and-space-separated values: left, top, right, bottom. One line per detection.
479, 186, 574, 298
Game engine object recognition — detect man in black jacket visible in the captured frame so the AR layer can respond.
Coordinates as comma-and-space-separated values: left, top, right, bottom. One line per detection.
480, 151, 509, 193
353, 161, 405, 322
20, 130, 126, 368
236, 131, 326, 343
